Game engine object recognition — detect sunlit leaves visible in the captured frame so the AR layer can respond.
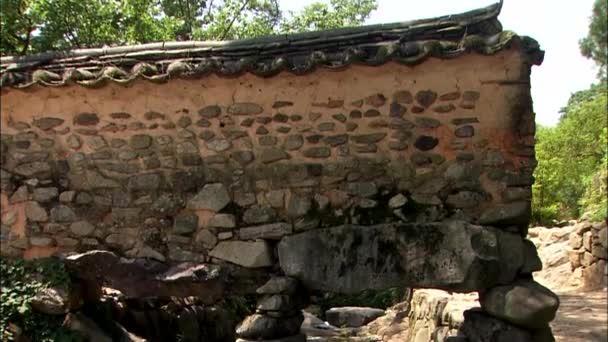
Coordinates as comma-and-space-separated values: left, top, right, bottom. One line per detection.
1, 0, 378, 55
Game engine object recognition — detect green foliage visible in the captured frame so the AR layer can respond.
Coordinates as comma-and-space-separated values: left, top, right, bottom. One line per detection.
219, 294, 257, 321
0, 257, 80, 342
316, 287, 410, 319
532, 84, 608, 224
281, 0, 377, 33
580, 0, 607, 79
0, 0, 378, 55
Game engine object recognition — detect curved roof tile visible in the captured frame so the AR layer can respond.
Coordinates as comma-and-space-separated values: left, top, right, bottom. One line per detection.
0, 1, 543, 90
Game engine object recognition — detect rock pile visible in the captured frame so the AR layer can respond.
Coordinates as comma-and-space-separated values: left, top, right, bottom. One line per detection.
237, 277, 308, 342
566, 221, 608, 289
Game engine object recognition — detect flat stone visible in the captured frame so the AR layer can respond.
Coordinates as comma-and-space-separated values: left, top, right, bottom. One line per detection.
479, 201, 530, 226
323, 134, 348, 147
240, 223, 292, 240
188, 183, 231, 211
287, 195, 311, 218
325, 307, 385, 328
210, 240, 273, 268
235, 192, 257, 207
195, 229, 218, 249
455, 125, 475, 137
172, 211, 199, 235
33, 117, 64, 131
256, 294, 296, 312
266, 190, 285, 208
199, 130, 215, 141
414, 135, 439, 151
73, 113, 99, 126
66, 135, 82, 149
283, 135, 304, 151
14, 161, 51, 178
259, 148, 290, 164
127, 173, 161, 191
389, 102, 407, 116
25, 201, 48, 222
393, 90, 413, 104
33, 187, 58, 202
29, 236, 55, 247
440, 91, 461, 101
318, 122, 335, 131
521, 239, 542, 274
243, 205, 277, 224
303, 147, 331, 158
365, 93, 386, 107
273, 113, 289, 123
460, 309, 534, 342
111, 208, 141, 224
31, 287, 70, 315
207, 139, 232, 152
364, 109, 381, 117
351, 133, 386, 144
347, 182, 378, 198
503, 187, 532, 202
446, 191, 483, 209
70, 221, 95, 236
208, 214, 236, 229
218, 232, 233, 240
480, 279, 560, 329
9, 185, 29, 203
273, 101, 293, 108
228, 103, 264, 115
228, 151, 254, 166
130, 134, 152, 149
257, 277, 299, 295
415, 117, 441, 128
177, 115, 192, 128
463, 91, 480, 101
306, 134, 323, 144
452, 117, 479, 125
433, 104, 456, 113
259, 136, 278, 146
199, 105, 222, 118
388, 193, 408, 208
144, 111, 165, 120
236, 313, 303, 340
50, 205, 76, 223
415, 90, 437, 107
257, 126, 269, 135
330, 114, 346, 123
278, 221, 525, 293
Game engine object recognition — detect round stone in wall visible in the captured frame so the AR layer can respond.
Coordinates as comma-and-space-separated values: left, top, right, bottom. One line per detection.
70, 221, 95, 236
414, 135, 439, 151
455, 125, 475, 137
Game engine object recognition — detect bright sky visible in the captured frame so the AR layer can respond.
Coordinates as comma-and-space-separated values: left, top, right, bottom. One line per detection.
281, 0, 599, 126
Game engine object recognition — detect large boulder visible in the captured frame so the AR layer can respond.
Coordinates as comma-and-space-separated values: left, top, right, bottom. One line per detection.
325, 307, 385, 328
479, 279, 559, 329
31, 287, 71, 315
459, 309, 534, 342
278, 221, 525, 293
236, 313, 303, 340
63, 250, 269, 300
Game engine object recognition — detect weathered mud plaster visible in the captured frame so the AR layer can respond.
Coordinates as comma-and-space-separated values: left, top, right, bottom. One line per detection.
0, 2, 554, 341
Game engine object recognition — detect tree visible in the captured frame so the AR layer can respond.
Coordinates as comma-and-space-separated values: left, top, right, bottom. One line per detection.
532, 84, 608, 223
0, 0, 378, 55
580, 0, 607, 79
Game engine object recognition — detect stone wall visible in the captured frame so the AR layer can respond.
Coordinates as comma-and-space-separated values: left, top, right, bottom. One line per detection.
0, 51, 536, 268
567, 221, 608, 289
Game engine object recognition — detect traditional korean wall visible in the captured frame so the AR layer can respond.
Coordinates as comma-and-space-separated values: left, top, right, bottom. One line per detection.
0, 48, 537, 291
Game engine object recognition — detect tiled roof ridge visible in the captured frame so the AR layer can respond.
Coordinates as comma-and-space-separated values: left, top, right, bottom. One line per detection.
0, 1, 543, 89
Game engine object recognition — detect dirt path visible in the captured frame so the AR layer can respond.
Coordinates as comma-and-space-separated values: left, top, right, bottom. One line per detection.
552, 290, 607, 342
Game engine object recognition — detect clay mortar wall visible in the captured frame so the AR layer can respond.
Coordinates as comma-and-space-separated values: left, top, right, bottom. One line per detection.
0, 49, 536, 289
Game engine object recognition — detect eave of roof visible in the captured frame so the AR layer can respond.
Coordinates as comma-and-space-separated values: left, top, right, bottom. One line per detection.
0, 1, 543, 90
